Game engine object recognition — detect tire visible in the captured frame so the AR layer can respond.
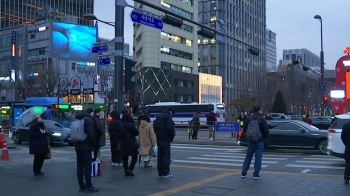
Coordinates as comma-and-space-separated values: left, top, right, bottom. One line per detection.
318, 139, 328, 154
12, 133, 22, 144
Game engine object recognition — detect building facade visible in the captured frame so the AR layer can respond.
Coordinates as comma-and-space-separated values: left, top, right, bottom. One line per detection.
199, 73, 222, 103
0, 0, 94, 29
282, 48, 321, 71
266, 28, 277, 69
198, 0, 267, 114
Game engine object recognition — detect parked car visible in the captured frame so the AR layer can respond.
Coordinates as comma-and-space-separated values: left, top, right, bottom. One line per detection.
238, 120, 328, 154
270, 113, 288, 120
9, 120, 72, 145
312, 116, 332, 130
327, 113, 348, 159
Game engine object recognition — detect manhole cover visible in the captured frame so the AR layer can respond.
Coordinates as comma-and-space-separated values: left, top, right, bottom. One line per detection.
193, 187, 234, 195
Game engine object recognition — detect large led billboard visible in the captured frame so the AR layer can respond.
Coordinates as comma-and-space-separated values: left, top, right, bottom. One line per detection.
52, 22, 97, 61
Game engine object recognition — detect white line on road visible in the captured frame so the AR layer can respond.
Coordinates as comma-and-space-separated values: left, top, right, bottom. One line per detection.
286, 164, 344, 170
171, 146, 240, 151
300, 169, 311, 173
202, 154, 288, 160
213, 152, 297, 157
172, 159, 268, 168
295, 160, 343, 164
188, 157, 279, 164
302, 157, 343, 161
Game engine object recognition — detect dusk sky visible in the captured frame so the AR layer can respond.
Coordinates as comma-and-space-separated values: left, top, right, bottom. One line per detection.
95, 0, 348, 70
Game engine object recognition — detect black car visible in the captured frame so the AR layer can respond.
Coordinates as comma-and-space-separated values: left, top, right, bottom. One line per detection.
10, 120, 72, 145
311, 116, 332, 130
238, 120, 328, 154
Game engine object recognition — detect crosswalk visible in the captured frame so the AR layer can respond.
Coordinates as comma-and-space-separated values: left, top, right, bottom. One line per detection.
170, 144, 345, 170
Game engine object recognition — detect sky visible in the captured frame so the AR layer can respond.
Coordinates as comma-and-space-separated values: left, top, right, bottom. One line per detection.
95, 0, 349, 70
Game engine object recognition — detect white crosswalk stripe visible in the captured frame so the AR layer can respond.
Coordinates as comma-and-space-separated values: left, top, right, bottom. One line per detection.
286, 154, 345, 170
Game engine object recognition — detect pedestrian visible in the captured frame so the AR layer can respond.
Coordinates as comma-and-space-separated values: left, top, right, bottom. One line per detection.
92, 109, 103, 161
191, 112, 200, 140
153, 107, 175, 178
241, 106, 269, 180
137, 108, 144, 127
118, 112, 139, 176
302, 114, 313, 125
74, 108, 99, 193
206, 109, 216, 140
138, 114, 157, 168
265, 113, 273, 120
108, 110, 123, 167
341, 120, 350, 185
29, 116, 50, 176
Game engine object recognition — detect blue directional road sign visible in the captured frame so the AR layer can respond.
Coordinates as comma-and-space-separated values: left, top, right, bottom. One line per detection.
130, 10, 163, 30
97, 58, 111, 65
92, 45, 108, 53
215, 122, 240, 132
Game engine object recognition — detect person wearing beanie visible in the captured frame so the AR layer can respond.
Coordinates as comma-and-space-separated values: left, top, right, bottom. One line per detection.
92, 109, 103, 161
108, 111, 123, 166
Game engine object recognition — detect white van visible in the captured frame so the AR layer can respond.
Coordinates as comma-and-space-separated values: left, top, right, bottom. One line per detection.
327, 113, 348, 158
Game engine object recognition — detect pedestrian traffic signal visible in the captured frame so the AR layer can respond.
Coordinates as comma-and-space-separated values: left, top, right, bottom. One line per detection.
124, 59, 137, 91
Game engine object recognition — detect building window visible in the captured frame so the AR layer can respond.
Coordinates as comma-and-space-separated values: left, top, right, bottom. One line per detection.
175, 94, 193, 103
174, 79, 193, 88
180, 24, 193, 33
180, 0, 192, 6
161, 61, 192, 73
160, 32, 192, 46
161, 1, 193, 19
28, 48, 46, 57
160, 46, 193, 60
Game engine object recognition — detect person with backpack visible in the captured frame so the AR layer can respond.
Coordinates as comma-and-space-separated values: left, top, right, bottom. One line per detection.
92, 109, 103, 161
206, 109, 216, 140
241, 106, 269, 180
71, 108, 99, 193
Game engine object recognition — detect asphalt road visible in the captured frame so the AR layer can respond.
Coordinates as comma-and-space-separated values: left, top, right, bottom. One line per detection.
2, 140, 345, 176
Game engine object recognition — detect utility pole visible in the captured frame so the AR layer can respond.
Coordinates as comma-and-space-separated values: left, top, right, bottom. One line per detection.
114, 0, 125, 112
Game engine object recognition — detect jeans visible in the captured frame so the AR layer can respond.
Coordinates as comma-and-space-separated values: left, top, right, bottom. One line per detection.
345, 160, 350, 180
76, 150, 93, 188
192, 130, 198, 139
241, 141, 264, 177
33, 153, 46, 174
157, 140, 171, 176
122, 155, 138, 172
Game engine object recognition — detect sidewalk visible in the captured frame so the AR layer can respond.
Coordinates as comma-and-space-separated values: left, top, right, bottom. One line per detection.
0, 160, 347, 196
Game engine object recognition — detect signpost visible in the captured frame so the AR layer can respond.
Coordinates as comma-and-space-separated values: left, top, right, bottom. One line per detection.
98, 58, 111, 65
214, 122, 240, 133
92, 45, 108, 53
130, 10, 163, 30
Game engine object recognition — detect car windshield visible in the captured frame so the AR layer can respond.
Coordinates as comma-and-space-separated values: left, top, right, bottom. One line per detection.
43, 120, 65, 130
329, 118, 350, 129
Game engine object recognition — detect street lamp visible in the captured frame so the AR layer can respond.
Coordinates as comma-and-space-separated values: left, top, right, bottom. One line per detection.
314, 14, 325, 116
83, 13, 116, 27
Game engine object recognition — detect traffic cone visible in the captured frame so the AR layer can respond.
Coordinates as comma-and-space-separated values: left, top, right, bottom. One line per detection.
0, 128, 5, 148
1, 142, 10, 161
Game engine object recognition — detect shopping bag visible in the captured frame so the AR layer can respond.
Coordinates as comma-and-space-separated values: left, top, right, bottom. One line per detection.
91, 160, 101, 176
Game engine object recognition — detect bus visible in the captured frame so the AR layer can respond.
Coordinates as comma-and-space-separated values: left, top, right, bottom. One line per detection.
145, 102, 226, 126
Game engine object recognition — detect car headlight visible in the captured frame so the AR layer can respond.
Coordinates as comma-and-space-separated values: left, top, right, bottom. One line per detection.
52, 133, 62, 136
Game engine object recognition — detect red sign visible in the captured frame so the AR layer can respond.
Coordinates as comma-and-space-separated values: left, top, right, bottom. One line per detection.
327, 55, 350, 114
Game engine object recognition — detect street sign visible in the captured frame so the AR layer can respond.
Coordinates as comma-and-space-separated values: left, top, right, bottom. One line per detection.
92, 45, 108, 53
214, 122, 240, 132
98, 58, 111, 65
130, 10, 163, 30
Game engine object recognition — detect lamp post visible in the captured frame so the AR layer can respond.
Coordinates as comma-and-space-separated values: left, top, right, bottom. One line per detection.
84, 3, 124, 112
314, 15, 325, 116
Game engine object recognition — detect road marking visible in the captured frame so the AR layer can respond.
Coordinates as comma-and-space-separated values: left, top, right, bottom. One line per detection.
301, 169, 311, 173
171, 143, 237, 148
208, 154, 289, 160
147, 172, 237, 196
171, 146, 239, 151
213, 152, 297, 157
188, 157, 278, 164
296, 160, 343, 164
302, 157, 342, 161
172, 159, 268, 167
286, 164, 344, 170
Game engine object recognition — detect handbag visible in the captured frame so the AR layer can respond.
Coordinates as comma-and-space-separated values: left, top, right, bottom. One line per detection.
120, 124, 140, 149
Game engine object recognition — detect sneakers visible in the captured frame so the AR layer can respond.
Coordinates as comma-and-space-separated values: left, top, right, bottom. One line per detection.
162, 174, 174, 178
115, 163, 123, 167
344, 179, 349, 185
253, 175, 261, 180
84, 187, 100, 193
241, 175, 246, 178
111, 162, 115, 166
209, 137, 213, 141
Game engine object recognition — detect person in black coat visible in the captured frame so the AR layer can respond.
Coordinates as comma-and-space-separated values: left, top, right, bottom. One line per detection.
29, 116, 50, 176
108, 111, 122, 166
117, 112, 139, 176
74, 109, 99, 193
153, 107, 175, 178
341, 121, 350, 185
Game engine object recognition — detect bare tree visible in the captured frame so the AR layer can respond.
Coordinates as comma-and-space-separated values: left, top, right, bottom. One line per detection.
37, 64, 69, 97
6, 65, 35, 100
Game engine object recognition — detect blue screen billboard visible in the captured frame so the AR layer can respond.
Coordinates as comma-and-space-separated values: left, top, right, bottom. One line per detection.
52, 22, 97, 61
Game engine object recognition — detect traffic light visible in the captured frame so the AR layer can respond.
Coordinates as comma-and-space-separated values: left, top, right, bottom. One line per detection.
323, 96, 328, 102
248, 48, 259, 56
53, 104, 59, 109
197, 28, 215, 39
52, 104, 70, 110
302, 66, 310, 71
162, 14, 183, 28
293, 60, 301, 68
124, 59, 137, 91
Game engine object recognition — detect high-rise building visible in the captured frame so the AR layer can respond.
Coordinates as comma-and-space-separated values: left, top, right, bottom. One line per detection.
282, 48, 321, 71
198, 0, 267, 112
132, 0, 200, 104
266, 28, 277, 70
0, 0, 94, 29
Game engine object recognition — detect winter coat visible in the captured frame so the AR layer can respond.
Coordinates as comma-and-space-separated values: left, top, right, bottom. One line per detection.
117, 113, 139, 156
153, 111, 175, 142
93, 114, 103, 138
191, 113, 200, 131
341, 121, 350, 161
206, 112, 216, 125
29, 122, 50, 155
109, 111, 121, 152
138, 120, 156, 155
74, 111, 96, 151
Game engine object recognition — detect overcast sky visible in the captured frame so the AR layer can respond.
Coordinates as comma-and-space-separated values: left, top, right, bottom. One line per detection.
95, 0, 348, 70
